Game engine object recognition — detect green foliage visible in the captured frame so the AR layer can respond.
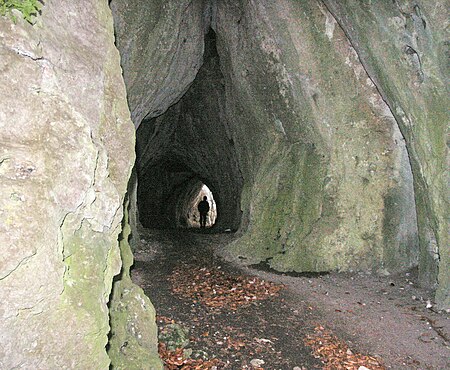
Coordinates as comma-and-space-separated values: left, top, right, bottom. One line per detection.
0, 0, 42, 24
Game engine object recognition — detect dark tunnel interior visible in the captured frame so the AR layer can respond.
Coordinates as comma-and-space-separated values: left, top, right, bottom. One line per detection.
135, 29, 243, 231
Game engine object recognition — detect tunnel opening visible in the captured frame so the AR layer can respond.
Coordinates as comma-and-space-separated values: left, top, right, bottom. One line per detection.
1, 1, 448, 368
134, 27, 243, 232
112, 0, 422, 273
105, 1, 448, 368
178, 182, 218, 229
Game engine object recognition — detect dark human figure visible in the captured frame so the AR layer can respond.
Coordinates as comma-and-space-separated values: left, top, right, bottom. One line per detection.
197, 196, 210, 228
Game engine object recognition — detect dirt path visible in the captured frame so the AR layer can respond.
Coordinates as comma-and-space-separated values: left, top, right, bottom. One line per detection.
131, 229, 449, 369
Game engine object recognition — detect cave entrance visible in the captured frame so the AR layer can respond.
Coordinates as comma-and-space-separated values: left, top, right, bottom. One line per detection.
183, 183, 217, 229
134, 27, 243, 233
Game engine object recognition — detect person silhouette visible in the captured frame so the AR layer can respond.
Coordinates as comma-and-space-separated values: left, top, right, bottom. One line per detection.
197, 196, 210, 228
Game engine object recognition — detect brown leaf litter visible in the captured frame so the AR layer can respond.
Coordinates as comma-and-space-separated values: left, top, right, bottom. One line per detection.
158, 342, 223, 369
169, 264, 283, 310
304, 325, 385, 370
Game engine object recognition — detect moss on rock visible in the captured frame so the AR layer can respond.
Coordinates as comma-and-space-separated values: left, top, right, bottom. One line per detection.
215, 0, 418, 274
323, 0, 449, 309
108, 202, 163, 370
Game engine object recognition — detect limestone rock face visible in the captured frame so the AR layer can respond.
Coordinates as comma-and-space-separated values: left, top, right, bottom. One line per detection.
112, 0, 447, 309
0, 2, 136, 368
110, 0, 210, 125
136, 30, 243, 231
322, 0, 449, 308
115, 1, 421, 270
108, 204, 162, 370
214, 0, 418, 273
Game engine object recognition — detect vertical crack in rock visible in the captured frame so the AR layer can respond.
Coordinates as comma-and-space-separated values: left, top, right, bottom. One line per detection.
135, 28, 243, 232
114, 0, 428, 283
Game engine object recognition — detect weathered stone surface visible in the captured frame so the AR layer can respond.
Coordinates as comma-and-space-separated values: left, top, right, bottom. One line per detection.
136, 30, 243, 231
213, 0, 419, 274
110, 0, 210, 125
108, 203, 163, 370
322, 0, 449, 309
115, 0, 421, 276
112, 0, 447, 311
1, 2, 444, 368
0, 1, 137, 368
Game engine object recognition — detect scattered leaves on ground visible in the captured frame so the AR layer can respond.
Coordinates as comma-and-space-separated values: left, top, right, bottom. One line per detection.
169, 265, 283, 310
157, 313, 284, 369
304, 325, 385, 370
158, 342, 223, 370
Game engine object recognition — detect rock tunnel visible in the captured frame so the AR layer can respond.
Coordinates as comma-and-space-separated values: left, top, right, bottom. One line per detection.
134, 29, 243, 231
112, 0, 423, 275
0, 0, 448, 368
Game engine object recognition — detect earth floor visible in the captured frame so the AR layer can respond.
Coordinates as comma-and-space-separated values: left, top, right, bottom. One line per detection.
131, 228, 449, 370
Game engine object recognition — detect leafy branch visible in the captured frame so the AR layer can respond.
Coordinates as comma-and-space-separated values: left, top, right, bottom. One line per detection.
0, 0, 42, 24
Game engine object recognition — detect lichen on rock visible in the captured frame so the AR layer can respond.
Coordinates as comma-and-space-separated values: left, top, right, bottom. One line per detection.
108, 201, 162, 370
322, 0, 449, 309
0, 1, 138, 367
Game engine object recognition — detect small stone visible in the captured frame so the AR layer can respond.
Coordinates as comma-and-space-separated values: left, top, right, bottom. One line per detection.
250, 358, 265, 367
183, 348, 192, 358
378, 268, 390, 276
358, 367, 370, 370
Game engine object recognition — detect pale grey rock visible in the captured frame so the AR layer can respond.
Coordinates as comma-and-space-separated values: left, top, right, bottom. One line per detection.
0, 1, 135, 368
323, 0, 449, 309
110, 0, 210, 126
115, 0, 423, 275
1, 3, 447, 369
213, 0, 419, 273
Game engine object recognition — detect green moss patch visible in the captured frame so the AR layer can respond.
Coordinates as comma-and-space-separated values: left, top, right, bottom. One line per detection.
0, 0, 42, 23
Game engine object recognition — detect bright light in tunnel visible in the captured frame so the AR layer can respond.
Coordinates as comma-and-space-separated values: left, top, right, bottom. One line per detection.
187, 184, 217, 228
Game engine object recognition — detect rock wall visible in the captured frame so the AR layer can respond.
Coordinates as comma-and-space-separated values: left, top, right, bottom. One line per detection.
322, 0, 449, 308
215, 0, 419, 274
0, 1, 146, 368
110, 0, 210, 125
135, 30, 243, 231
112, 0, 448, 310
108, 201, 162, 369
